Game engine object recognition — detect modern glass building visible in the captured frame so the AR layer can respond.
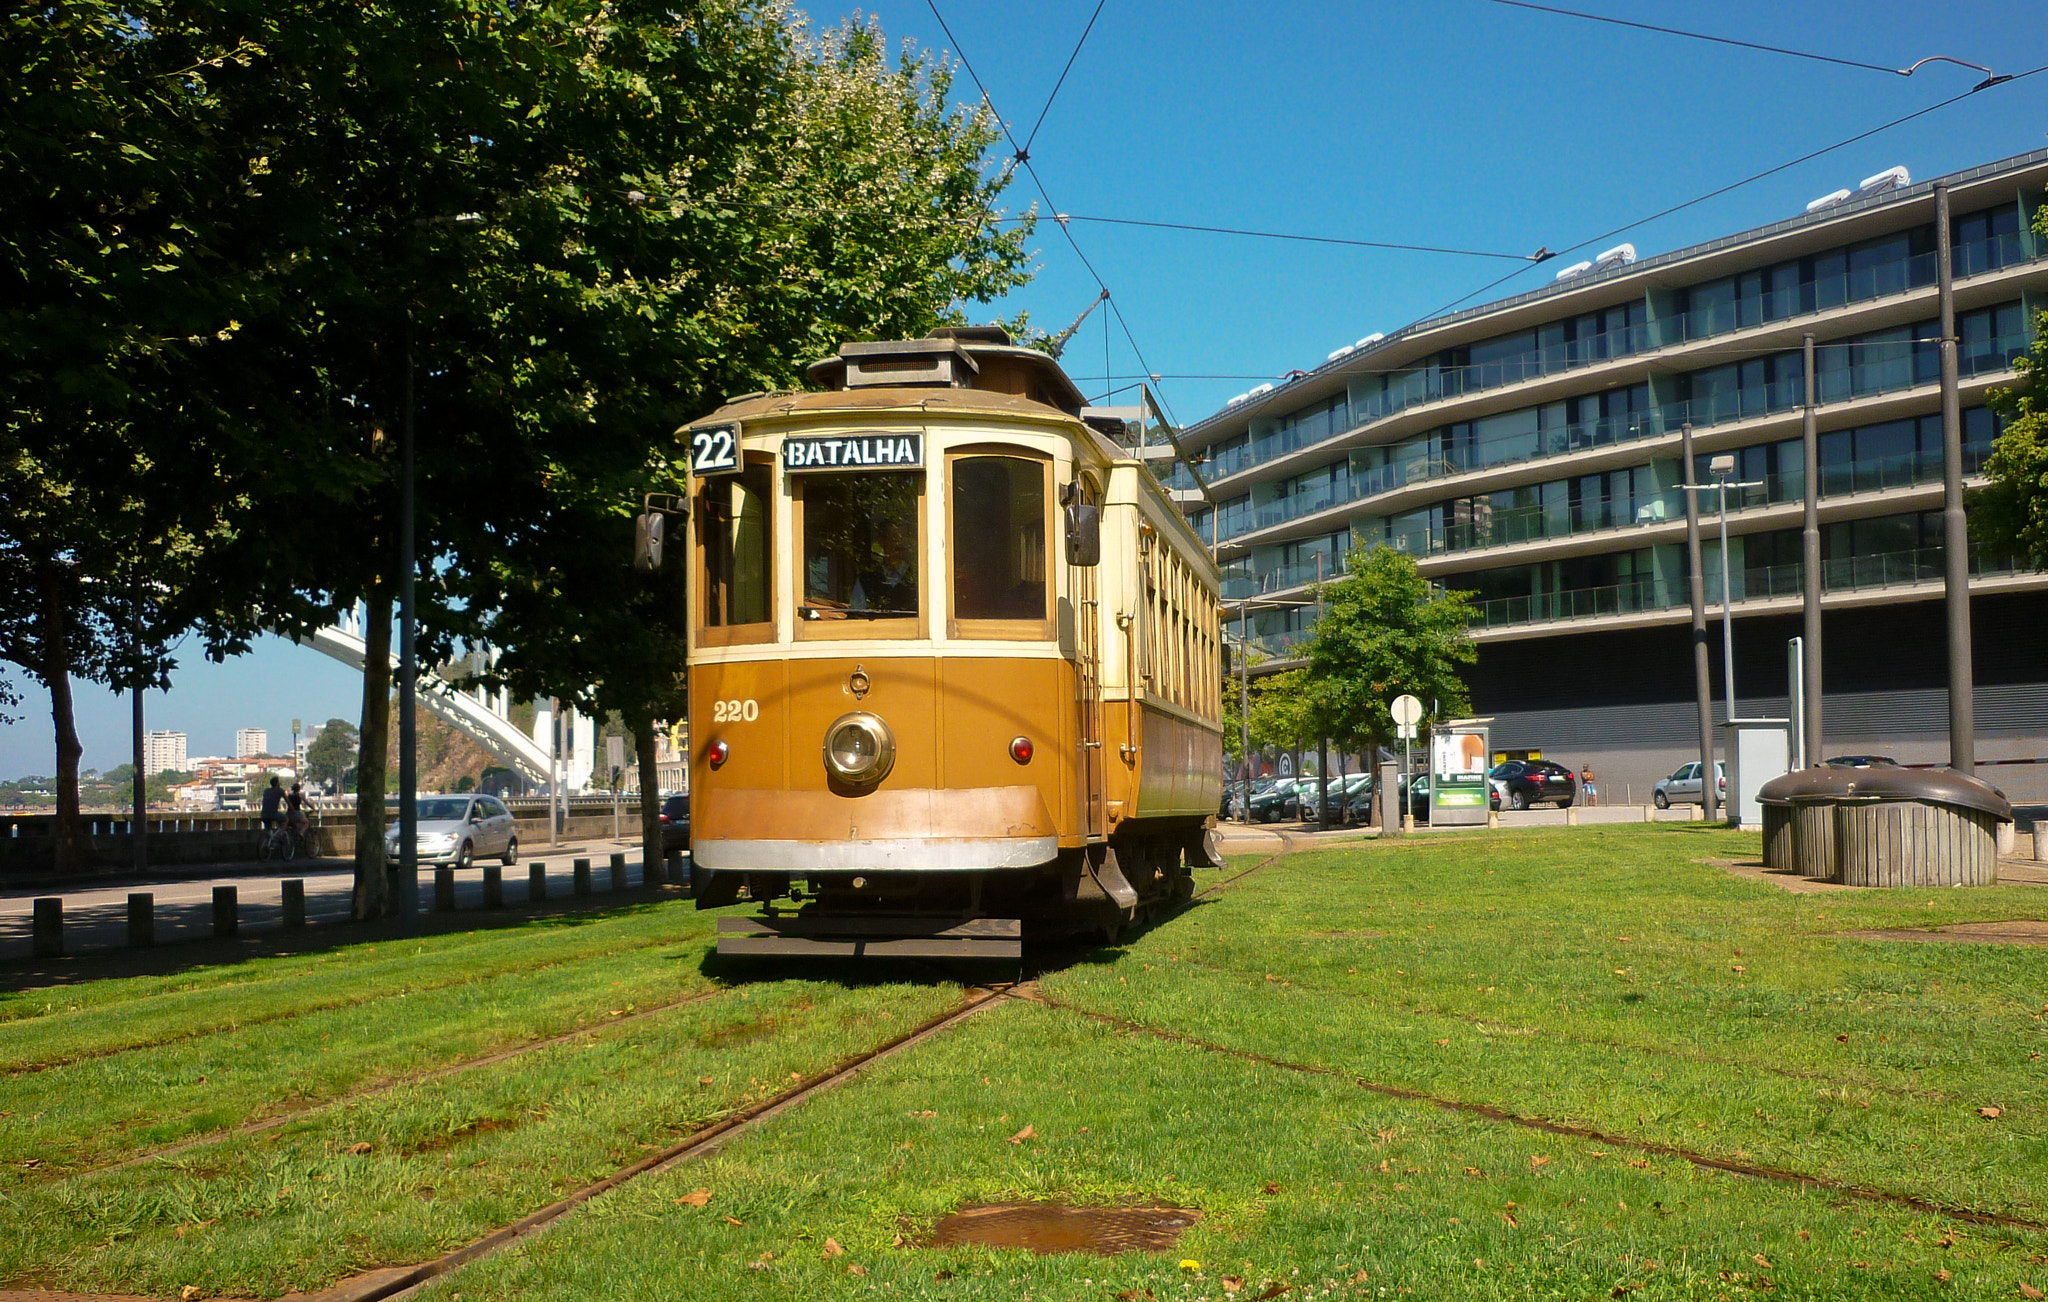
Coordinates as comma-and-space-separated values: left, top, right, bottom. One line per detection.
1171, 147, 2048, 803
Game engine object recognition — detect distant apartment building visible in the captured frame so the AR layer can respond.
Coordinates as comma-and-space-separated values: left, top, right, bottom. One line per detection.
235, 728, 268, 758
142, 730, 188, 776
1170, 148, 2048, 803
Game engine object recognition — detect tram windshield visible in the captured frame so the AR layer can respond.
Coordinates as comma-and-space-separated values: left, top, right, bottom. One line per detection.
799, 472, 922, 624
951, 455, 1049, 624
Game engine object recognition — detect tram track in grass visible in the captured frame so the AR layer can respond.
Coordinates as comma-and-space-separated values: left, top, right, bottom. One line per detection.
1011, 984, 2048, 1237
55, 987, 734, 1182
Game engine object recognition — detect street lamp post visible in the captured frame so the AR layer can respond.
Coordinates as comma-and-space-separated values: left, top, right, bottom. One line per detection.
397, 312, 420, 935
1682, 451, 1763, 820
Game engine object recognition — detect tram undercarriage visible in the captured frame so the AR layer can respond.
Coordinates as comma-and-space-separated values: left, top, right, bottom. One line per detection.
699, 821, 1225, 959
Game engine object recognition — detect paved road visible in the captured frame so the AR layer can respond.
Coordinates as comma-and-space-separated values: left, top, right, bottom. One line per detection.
0, 838, 686, 962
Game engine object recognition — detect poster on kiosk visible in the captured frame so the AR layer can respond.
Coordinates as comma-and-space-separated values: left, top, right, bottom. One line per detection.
1430, 722, 1492, 827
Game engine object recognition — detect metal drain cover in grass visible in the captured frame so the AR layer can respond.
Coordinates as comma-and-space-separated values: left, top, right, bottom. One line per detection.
929, 1203, 1200, 1255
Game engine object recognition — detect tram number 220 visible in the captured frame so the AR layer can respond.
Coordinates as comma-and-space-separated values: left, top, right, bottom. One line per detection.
712, 699, 759, 723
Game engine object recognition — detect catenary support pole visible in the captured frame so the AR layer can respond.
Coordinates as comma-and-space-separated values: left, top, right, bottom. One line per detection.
1717, 472, 1736, 723
1239, 597, 1251, 822
1935, 181, 1975, 775
1801, 332, 1823, 767
398, 312, 419, 934
1683, 424, 1719, 823
131, 575, 146, 873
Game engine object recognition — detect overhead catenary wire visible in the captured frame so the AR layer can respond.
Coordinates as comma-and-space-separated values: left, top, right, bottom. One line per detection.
1019, 0, 1109, 160
1045, 213, 1543, 261
1477, 0, 2008, 86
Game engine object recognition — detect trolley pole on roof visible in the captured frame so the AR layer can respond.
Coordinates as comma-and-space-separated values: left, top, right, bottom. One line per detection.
1935, 181, 1976, 775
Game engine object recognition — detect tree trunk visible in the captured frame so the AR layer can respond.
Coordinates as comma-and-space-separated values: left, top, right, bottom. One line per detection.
38, 564, 95, 873
353, 590, 393, 920
632, 713, 664, 887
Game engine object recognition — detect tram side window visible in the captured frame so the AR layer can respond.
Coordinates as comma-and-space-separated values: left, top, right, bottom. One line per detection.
951, 455, 1049, 627
800, 472, 923, 624
702, 462, 772, 629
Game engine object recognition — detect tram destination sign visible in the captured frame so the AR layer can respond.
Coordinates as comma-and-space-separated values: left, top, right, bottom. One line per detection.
783, 433, 924, 472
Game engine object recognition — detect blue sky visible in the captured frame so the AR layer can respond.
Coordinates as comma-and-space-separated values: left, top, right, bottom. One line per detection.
6, 0, 2047, 778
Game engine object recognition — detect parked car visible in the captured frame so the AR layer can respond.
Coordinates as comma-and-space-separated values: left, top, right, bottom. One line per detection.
1312, 772, 1374, 821
1489, 759, 1578, 810
386, 794, 519, 867
1394, 774, 1434, 820
1247, 778, 1300, 823
1823, 754, 1899, 769
1652, 761, 1726, 808
659, 793, 691, 852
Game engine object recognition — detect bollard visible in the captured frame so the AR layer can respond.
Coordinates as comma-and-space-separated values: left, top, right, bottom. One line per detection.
1996, 821, 2017, 858
666, 851, 684, 887
573, 858, 592, 896
610, 852, 627, 893
2035, 823, 2048, 862
435, 865, 456, 912
1565, 805, 1580, 827
528, 862, 548, 902
32, 898, 62, 959
128, 892, 154, 948
282, 880, 305, 929
1486, 810, 1499, 829
484, 864, 503, 909
213, 886, 238, 939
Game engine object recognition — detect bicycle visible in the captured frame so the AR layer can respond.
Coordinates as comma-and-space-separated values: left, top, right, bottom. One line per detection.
258, 822, 299, 861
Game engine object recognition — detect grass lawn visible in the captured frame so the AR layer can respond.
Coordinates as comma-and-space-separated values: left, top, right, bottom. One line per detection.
3, 824, 2045, 1300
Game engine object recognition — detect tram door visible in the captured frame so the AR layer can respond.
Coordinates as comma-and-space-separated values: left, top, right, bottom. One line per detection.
1072, 479, 1105, 841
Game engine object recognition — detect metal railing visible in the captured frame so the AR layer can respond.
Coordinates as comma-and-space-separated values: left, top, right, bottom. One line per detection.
1468, 546, 2037, 629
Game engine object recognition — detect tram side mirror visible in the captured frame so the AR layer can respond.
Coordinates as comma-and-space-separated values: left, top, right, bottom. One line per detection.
1064, 499, 1100, 566
633, 511, 664, 572
1222, 641, 1233, 674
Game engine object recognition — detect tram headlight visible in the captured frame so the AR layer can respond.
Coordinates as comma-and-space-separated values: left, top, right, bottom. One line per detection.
823, 712, 895, 785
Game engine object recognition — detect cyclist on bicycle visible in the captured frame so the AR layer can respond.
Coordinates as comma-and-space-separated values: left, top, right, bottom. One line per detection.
260, 776, 285, 831
286, 783, 310, 849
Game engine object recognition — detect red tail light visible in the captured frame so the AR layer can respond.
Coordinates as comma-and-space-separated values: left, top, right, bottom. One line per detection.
1010, 736, 1033, 764
707, 740, 730, 769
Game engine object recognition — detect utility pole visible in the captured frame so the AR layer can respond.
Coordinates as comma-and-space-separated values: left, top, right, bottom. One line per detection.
1936, 180, 1975, 775
1716, 459, 1738, 721
397, 312, 420, 935
1238, 597, 1251, 822
1800, 332, 1823, 768
130, 574, 146, 874
1682, 424, 1719, 823
1314, 553, 1326, 830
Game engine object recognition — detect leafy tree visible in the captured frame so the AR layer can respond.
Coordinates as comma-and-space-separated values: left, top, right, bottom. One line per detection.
303, 718, 359, 792
1301, 545, 1478, 760
1981, 226, 2048, 556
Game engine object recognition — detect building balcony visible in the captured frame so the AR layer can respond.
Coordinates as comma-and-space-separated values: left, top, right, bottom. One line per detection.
1198, 239, 2040, 493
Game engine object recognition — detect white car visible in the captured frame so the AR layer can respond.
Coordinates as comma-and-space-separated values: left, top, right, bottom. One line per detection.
387, 794, 520, 867
1653, 762, 1726, 809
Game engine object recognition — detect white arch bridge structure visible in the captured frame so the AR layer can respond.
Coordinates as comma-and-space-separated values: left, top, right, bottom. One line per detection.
297, 609, 596, 794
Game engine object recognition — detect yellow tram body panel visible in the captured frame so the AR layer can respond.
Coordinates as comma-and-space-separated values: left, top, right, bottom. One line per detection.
682, 329, 1220, 892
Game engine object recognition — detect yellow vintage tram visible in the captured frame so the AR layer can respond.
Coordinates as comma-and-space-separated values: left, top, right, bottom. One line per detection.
680, 327, 1223, 958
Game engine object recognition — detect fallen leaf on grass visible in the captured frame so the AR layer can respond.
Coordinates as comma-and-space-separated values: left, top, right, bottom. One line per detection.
1611, 1285, 1639, 1299
1008, 1125, 1036, 1144
1797, 1230, 1811, 1241
19, 1158, 39, 1170
674, 1189, 711, 1207
1935, 1269, 1951, 1283
698, 1076, 714, 1084
1980, 1106, 2003, 1119
1754, 1254, 1773, 1269
847, 1264, 867, 1277
1463, 1166, 1483, 1177
1837, 1034, 1850, 1044
936, 1271, 956, 1282
1222, 1277, 1244, 1294
181, 1289, 202, 1302
1502, 1211, 1519, 1229
1254, 1286, 1288, 1300
2019, 1285, 2044, 1301
1530, 1155, 1550, 1169
1730, 965, 1746, 974
1263, 1182, 1281, 1194
1435, 1038, 1450, 1046
821, 1239, 844, 1258
346, 1142, 372, 1156
1115, 1290, 1152, 1301
723, 1216, 744, 1226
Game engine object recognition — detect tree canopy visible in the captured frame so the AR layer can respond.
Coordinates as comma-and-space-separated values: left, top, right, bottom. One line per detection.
1981, 208, 2048, 557
1300, 544, 1478, 753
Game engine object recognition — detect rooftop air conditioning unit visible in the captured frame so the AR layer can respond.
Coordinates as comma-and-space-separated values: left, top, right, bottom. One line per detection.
1854, 166, 1910, 199
1593, 242, 1636, 271
1805, 188, 1852, 214
1227, 393, 1249, 406
1553, 259, 1594, 282
1356, 332, 1385, 348
1249, 382, 1275, 397
1327, 345, 1355, 362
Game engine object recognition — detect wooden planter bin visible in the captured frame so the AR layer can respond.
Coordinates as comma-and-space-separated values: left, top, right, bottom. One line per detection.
1757, 769, 1858, 879
1834, 798, 2003, 888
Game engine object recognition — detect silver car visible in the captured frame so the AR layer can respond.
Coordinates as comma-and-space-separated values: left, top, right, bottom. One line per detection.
1653, 761, 1726, 809
387, 794, 520, 867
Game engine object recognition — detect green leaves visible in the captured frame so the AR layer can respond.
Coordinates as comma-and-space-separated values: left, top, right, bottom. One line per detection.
1301, 546, 1478, 750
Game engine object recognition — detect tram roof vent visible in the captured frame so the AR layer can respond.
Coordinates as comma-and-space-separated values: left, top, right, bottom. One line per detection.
833, 338, 982, 391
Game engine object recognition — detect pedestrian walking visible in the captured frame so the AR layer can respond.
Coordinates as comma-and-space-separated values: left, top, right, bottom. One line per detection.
1579, 764, 1598, 807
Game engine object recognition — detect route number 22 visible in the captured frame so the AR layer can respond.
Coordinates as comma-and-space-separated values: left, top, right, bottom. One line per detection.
712, 698, 759, 723
690, 423, 740, 475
